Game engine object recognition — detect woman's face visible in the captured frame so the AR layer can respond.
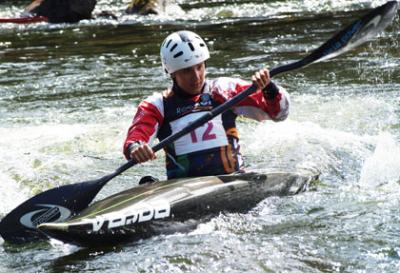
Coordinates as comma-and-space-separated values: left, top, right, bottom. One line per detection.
172, 62, 206, 95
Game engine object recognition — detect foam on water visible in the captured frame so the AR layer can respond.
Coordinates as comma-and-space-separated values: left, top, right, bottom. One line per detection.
242, 119, 374, 177
0, 125, 87, 210
292, 89, 398, 136
359, 132, 400, 187
0, 123, 112, 193
0, 172, 27, 215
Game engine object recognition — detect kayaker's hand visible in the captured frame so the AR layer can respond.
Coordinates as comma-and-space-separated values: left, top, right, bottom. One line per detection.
252, 68, 271, 90
129, 142, 156, 163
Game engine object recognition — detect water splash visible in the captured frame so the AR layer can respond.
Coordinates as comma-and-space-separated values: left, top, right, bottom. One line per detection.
242, 120, 374, 181
359, 132, 400, 187
0, 172, 27, 215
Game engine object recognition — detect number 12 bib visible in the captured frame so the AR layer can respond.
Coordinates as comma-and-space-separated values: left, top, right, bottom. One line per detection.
169, 112, 228, 156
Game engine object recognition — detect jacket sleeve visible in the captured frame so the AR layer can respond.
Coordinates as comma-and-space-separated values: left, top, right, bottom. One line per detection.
123, 93, 164, 159
210, 77, 290, 122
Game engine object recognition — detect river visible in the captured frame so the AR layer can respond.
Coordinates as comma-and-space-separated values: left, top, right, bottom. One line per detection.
1, 0, 400, 272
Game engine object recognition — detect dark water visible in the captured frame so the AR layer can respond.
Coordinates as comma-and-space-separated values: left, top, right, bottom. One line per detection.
1, 1, 400, 272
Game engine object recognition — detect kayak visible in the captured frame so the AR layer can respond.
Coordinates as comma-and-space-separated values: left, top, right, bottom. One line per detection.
38, 169, 319, 247
0, 16, 48, 24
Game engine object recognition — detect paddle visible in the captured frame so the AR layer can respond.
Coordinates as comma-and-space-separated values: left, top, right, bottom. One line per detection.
0, 1, 397, 243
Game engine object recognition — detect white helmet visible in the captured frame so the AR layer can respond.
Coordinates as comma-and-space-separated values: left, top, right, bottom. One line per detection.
160, 30, 210, 74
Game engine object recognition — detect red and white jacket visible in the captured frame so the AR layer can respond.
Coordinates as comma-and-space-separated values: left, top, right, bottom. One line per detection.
124, 77, 290, 179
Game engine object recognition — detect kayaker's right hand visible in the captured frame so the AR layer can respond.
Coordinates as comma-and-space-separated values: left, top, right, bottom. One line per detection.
129, 142, 156, 163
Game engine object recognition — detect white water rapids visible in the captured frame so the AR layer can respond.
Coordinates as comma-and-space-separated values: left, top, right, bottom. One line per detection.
0, 0, 399, 272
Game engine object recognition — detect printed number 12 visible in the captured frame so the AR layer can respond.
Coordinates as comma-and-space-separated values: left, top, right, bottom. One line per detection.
190, 121, 217, 143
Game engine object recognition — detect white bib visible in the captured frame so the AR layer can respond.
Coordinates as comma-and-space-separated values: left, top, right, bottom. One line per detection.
170, 112, 228, 156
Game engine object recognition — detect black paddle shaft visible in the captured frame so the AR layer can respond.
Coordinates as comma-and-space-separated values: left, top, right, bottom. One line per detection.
0, 1, 397, 243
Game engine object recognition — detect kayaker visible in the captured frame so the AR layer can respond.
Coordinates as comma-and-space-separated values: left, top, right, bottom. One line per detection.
123, 30, 290, 180
23, 0, 96, 23
21, 0, 163, 23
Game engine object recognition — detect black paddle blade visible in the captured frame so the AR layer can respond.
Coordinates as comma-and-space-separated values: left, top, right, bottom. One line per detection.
310, 0, 398, 63
0, 178, 106, 243
0, 158, 135, 243
271, 1, 398, 77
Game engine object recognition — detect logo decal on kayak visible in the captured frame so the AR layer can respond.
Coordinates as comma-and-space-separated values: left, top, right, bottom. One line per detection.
87, 200, 171, 232
20, 204, 72, 229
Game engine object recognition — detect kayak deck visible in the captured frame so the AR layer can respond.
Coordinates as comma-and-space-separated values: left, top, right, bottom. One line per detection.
38, 170, 319, 247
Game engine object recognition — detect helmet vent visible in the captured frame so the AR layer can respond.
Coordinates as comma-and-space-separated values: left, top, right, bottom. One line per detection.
188, 42, 195, 51
200, 43, 205, 47
170, 43, 178, 52
166, 39, 172, 48
173, 51, 183, 58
